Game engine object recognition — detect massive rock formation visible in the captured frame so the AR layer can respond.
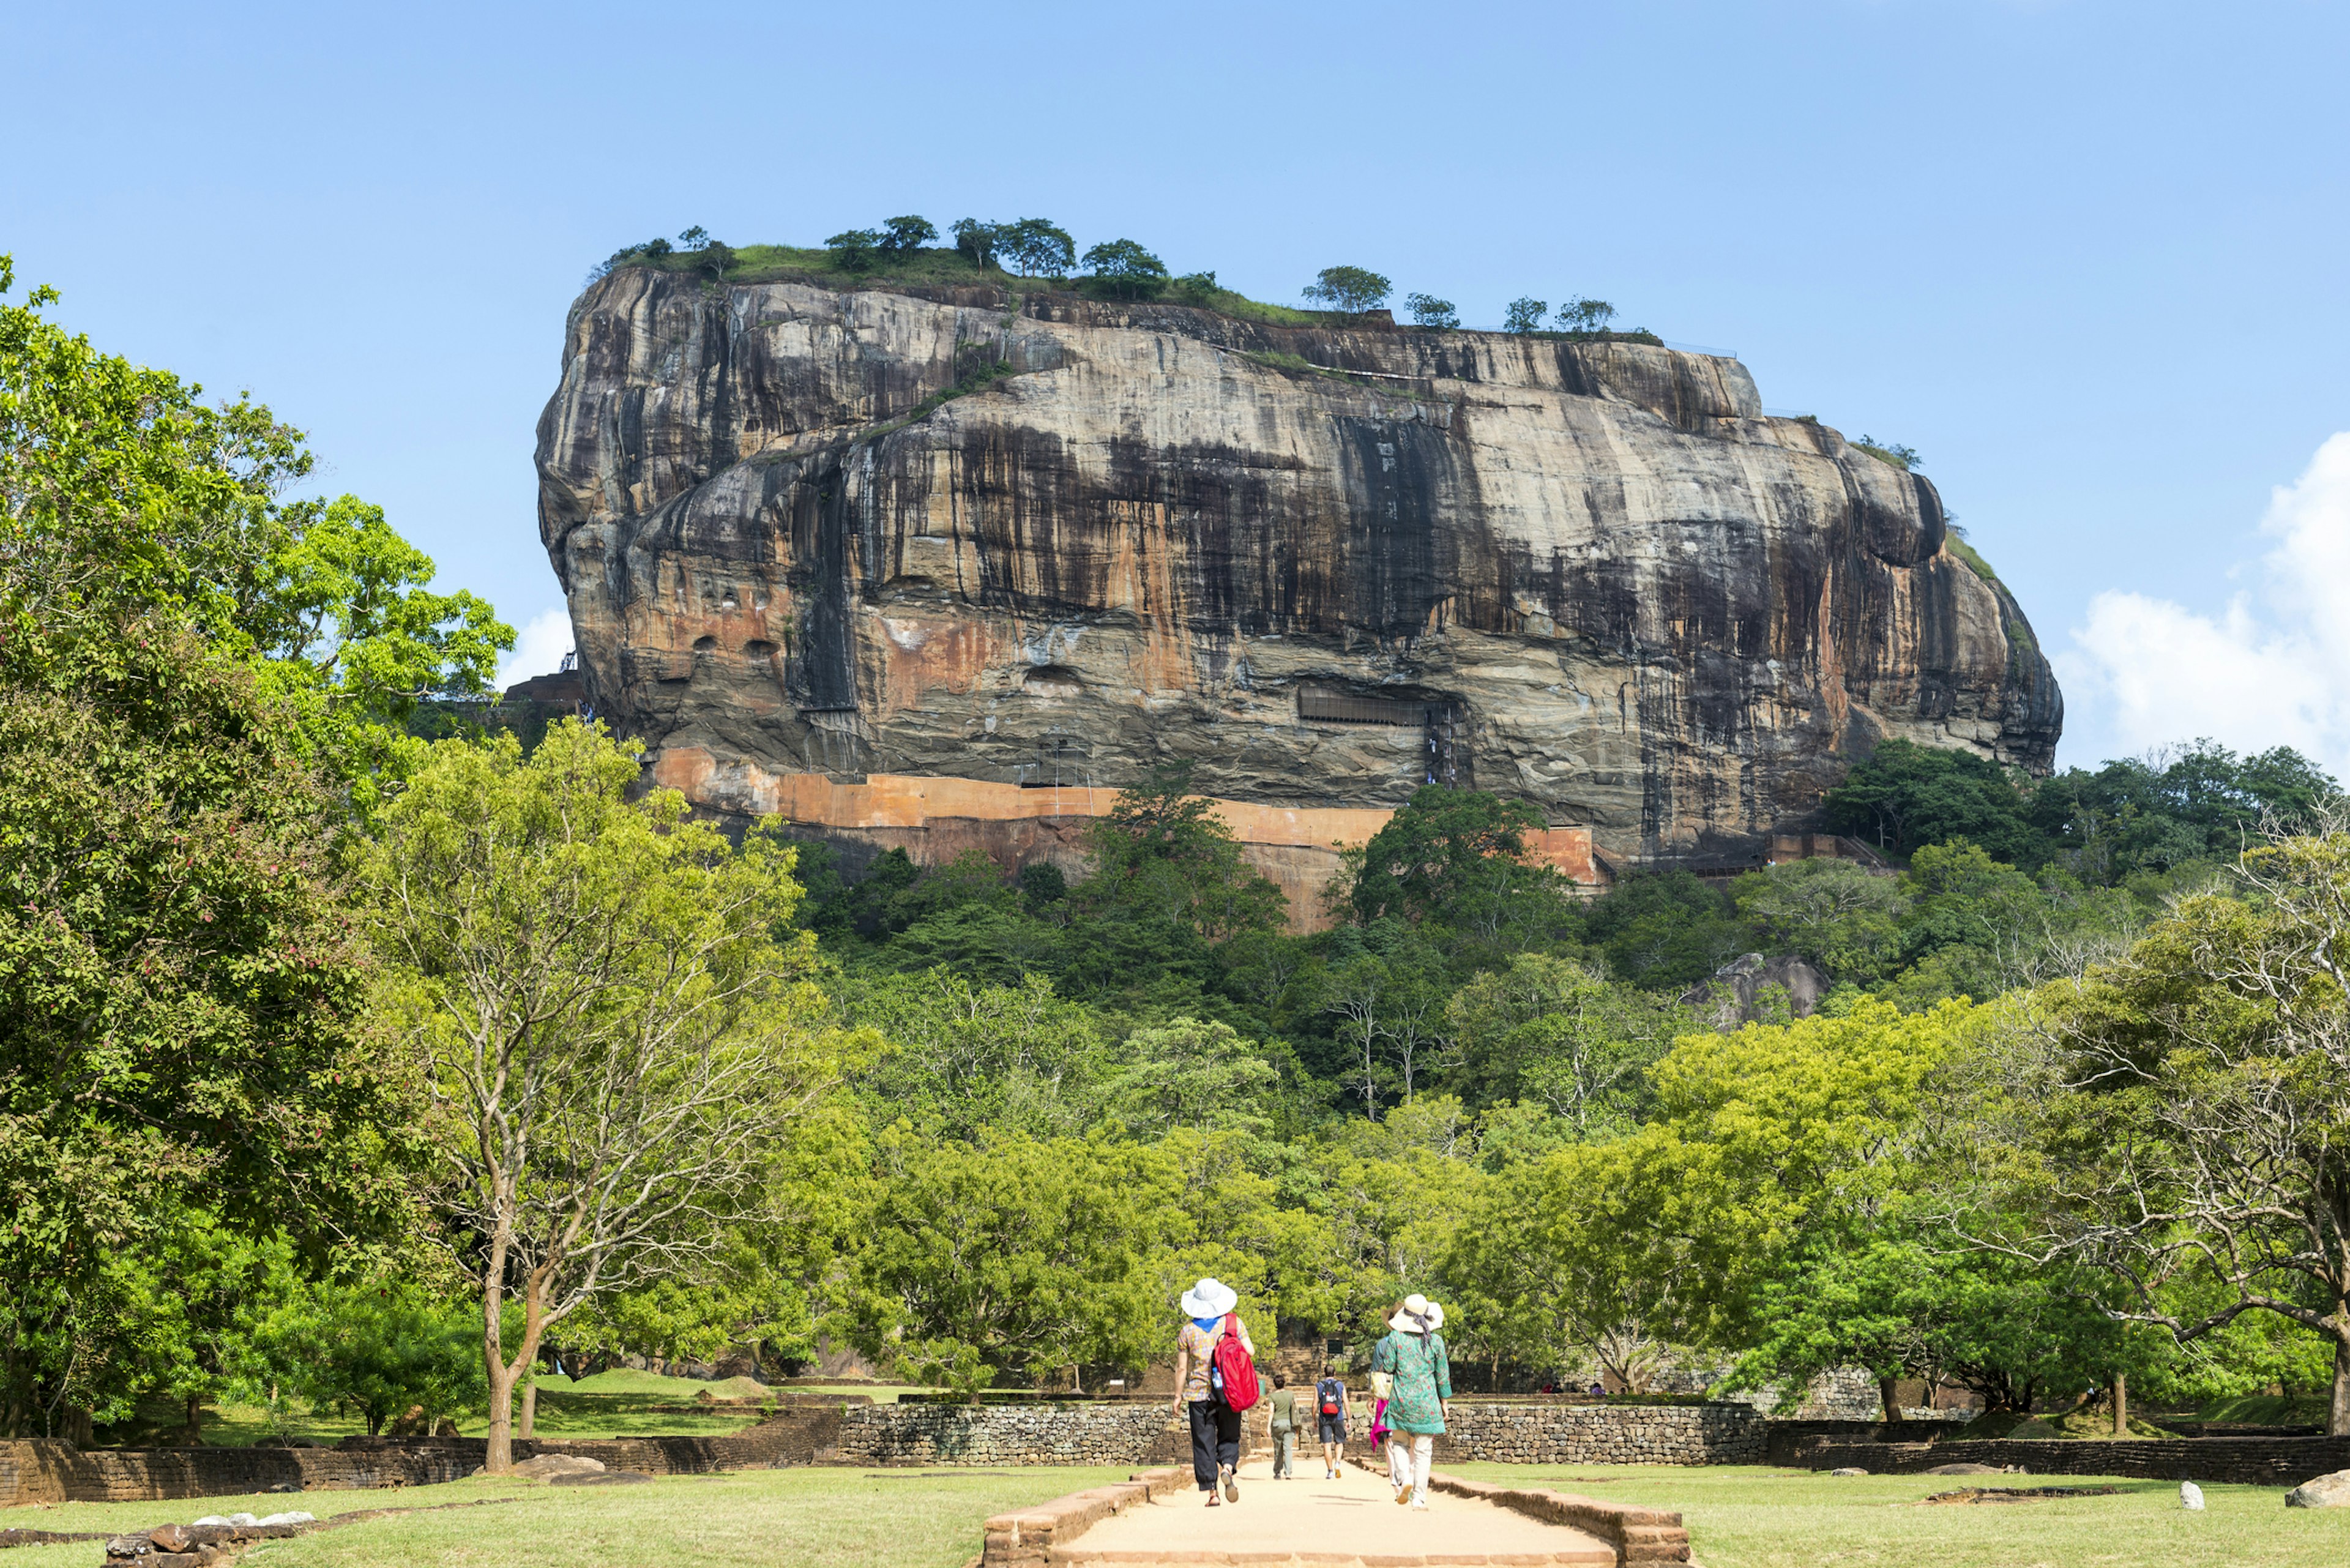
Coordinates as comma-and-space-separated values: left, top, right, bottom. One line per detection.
536, 269, 2060, 865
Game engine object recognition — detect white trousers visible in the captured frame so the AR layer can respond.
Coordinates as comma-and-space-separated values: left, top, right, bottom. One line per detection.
1387, 1433, 1432, 1501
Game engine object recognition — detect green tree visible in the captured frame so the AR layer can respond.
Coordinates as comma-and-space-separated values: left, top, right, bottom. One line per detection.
1442, 955, 1687, 1129
1081, 767, 1286, 943
364, 720, 844, 1469
1581, 870, 1748, 989
841, 967, 1106, 1141
1080, 239, 1169, 300
1731, 857, 1907, 987
1991, 823, 2350, 1434
271, 1275, 485, 1435
1556, 298, 1617, 334
1345, 785, 1578, 951
1302, 266, 1392, 316
0, 258, 430, 1435
1000, 218, 1076, 278
1822, 737, 2047, 867
950, 218, 1002, 269
1504, 297, 1548, 334
2027, 740, 2338, 883
849, 1132, 1182, 1395
1102, 1017, 1283, 1141
879, 215, 938, 253
1403, 293, 1458, 328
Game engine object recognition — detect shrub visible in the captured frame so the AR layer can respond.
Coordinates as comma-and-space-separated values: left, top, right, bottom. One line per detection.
1854, 435, 1922, 470
1302, 266, 1392, 316
1504, 297, 1547, 334
826, 228, 885, 272
1172, 270, 1219, 304
1404, 293, 1458, 328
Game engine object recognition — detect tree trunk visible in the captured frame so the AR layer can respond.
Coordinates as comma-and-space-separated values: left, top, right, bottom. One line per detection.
183, 1394, 204, 1445
2111, 1374, 2127, 1438
482, 1275, 551, 1473
520, 1376, 537, 1439
2332, 1332, 2350, 1439
1879, 1375, 1900, 1424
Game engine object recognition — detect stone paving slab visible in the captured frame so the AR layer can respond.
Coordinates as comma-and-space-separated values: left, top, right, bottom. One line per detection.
1043, 1459, 1616, 1567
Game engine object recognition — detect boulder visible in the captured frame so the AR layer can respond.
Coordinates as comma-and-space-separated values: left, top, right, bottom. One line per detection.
2181, 1480, 2205, 1510
256, 1512, 316, 1527
1925, 1463, 2006, 1476
1830, 1467, 1868, 1477
510, 1453, 608, 1480
2285, 1469, 2350, 1508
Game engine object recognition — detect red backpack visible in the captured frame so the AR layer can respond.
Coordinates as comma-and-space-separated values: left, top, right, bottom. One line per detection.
1210, 1315, 1261, 1412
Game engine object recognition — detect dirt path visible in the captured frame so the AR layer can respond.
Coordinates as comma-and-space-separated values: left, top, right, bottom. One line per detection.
1051, 1456, 1614, 1566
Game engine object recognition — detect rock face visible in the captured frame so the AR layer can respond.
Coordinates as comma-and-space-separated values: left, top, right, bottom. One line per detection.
536, 270, 2061, 859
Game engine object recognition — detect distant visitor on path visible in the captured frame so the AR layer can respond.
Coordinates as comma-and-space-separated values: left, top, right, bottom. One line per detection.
1266, 1373, 1297, 1478
1315, 1362, 1351, 1478
1370, 1293, 1452, 1510
1172, 1276, 1257, 1507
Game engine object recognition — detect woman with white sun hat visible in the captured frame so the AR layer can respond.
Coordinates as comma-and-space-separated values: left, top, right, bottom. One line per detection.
1171, 1277, 1257, 1506
1369, 1293, 1452, 1509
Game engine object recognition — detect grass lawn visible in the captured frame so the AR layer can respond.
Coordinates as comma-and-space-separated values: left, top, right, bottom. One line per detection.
1446, 1462, 2350, 1568
2, 1467, 1126, 1568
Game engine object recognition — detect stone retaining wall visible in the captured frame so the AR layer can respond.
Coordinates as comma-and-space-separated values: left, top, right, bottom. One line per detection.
1789, 1435, 2350, 1487
1438, 1402, 1767, 1466
838, 1402, 1196, 1467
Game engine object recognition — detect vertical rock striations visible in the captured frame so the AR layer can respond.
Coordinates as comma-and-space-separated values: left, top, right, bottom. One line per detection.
535, 269, 2061, 862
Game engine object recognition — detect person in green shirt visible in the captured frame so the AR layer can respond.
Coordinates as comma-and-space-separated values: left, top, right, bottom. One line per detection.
1368, 1293, 1451, 1509
1265, 1373, 1299, 1477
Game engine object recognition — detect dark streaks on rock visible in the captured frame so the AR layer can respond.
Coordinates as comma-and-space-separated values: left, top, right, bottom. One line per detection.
535, 269, 2061, 859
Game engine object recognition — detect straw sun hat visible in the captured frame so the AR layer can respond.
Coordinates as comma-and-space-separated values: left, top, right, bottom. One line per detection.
1389, 1293, 1445, 1334
1181, 1277, 1239, 1318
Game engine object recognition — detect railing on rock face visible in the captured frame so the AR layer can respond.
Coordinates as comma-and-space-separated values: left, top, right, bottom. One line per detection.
1295, 686, 1468, 789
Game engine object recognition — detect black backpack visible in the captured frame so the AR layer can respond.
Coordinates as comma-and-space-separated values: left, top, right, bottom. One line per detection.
1318, 1377, 1343, 1417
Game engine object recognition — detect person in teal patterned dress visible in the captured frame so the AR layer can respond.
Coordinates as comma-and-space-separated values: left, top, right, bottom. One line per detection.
1368, 1293, 1450, 1509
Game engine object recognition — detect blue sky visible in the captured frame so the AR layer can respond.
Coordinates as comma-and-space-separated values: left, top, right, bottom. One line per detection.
11, 0, 2350, 772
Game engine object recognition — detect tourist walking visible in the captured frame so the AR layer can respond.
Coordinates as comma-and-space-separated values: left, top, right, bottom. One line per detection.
1266, 1373, 1297, 1477
1314, 1364, 1350, 1477
1370, 1293, 1452, 1510
1171, 1277, 1256, 1507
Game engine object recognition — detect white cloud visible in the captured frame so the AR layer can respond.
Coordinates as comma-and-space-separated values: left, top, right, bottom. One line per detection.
2056, 432, 2350, 774
497, 607, 575, 690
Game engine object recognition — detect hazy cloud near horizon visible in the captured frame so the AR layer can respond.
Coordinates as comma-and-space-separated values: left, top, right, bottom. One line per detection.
498, 607, 573, 690
2057, 433, 2350, 778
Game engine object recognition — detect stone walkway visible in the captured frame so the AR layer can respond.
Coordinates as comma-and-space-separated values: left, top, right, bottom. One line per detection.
1047, 1457, 1616, 1566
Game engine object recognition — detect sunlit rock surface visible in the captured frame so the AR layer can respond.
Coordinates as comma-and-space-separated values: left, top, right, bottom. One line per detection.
536, 270, 2060, 862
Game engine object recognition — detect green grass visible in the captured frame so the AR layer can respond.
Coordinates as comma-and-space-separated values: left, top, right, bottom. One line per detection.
1447, 1462, 2350, 1568
1, 1467, 1127, 1568
1945, 532, 2002, 587
2184, 1393, 2331, 1427
610, 244, 1326, 326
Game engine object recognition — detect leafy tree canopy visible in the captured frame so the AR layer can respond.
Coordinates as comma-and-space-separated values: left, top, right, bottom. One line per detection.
1302, 266, 1392, 316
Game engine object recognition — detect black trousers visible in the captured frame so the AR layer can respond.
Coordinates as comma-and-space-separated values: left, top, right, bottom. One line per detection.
1188, 1397, 1240, 1488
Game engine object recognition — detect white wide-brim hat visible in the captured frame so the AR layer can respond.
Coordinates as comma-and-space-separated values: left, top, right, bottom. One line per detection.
1389, 1292, 1445, 1333
1182, 1277, 1239, 1318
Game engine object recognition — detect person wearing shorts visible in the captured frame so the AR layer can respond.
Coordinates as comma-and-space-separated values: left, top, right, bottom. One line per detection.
1313, 1365, 1349, 1476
